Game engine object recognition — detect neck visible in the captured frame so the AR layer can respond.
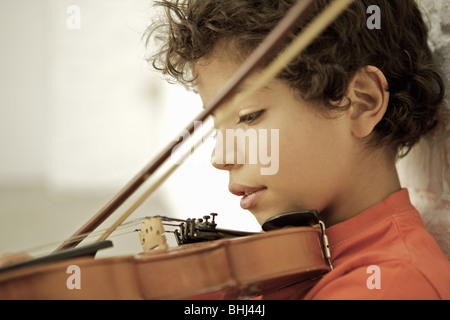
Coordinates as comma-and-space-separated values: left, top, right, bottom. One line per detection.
320, 148, 402, 227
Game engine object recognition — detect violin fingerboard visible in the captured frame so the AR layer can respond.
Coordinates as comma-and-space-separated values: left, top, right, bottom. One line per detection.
139, 217, 169, 251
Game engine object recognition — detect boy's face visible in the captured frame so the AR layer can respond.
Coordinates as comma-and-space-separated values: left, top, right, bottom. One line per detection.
195, 55, 358, 226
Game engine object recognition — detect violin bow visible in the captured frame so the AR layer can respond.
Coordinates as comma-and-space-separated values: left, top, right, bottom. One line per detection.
57, 0, 354, 251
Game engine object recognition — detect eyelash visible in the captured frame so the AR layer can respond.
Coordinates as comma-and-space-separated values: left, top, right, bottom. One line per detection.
238, 110, 265, 124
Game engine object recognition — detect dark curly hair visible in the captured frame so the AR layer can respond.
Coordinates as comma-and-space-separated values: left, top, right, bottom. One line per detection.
144, 0, 445, 157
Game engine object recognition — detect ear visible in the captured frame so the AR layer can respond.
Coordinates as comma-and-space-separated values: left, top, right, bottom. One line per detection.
347, 66, 389, 138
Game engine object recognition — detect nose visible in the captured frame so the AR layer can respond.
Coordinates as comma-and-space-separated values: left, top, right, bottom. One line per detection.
210, 129, 243, 171
211, 148, 233, 171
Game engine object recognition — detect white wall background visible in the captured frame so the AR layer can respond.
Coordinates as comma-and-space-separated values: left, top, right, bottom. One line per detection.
0, 0, 448, 259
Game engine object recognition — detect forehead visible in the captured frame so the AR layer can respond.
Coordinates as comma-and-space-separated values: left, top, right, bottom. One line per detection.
194, 55, 243, 106
194, 58, 278, 113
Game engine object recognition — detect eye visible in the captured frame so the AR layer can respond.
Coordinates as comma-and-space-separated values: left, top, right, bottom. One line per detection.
238, 110, 265, 124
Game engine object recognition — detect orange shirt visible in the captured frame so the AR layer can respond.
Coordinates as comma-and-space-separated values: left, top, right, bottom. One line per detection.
263, 189, 450, 300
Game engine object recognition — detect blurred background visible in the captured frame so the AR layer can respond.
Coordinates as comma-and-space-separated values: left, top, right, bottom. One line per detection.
0, 0, 448, 259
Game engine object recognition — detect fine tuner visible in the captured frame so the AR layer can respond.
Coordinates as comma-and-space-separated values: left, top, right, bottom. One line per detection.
139, 213, 257, 251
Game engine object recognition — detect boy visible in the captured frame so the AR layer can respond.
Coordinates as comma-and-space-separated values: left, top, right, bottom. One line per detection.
146, 0, 450, 299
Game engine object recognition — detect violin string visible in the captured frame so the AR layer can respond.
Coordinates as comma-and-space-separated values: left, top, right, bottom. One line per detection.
162, 223, 183, 227
156, 215, 186, 222
5, 217, 150, 260
65, 217, 147, 244
23, 216, 188, 258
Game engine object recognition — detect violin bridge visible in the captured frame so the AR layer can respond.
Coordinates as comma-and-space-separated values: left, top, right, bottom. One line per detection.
139, 217, 169, 251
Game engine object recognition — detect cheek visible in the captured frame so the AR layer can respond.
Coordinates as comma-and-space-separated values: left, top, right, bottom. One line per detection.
276, 120, 349, 190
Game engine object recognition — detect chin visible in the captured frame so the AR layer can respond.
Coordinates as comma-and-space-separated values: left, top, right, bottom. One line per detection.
251, 210, 276, 226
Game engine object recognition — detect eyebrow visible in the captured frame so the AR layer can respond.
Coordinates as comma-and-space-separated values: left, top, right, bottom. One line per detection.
202, 83, 272, 110
230, 83, 272, 99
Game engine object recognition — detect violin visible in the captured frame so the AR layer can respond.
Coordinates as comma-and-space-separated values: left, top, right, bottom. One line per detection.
0, 211, 331, 299
0, 0, 352, 300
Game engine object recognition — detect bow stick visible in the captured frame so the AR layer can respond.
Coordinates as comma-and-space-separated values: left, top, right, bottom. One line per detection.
57, 0, 354, 251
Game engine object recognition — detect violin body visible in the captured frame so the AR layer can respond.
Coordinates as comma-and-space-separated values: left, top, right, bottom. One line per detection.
0, 225, 330, 300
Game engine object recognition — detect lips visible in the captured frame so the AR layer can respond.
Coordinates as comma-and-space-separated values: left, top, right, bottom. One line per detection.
229, 183, 267, 210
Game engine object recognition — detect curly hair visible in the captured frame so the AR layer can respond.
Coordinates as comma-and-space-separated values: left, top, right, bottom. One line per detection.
144, 0, 445, 157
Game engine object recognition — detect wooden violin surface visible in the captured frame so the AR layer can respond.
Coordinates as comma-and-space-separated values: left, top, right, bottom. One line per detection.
0, 226, 330, 300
